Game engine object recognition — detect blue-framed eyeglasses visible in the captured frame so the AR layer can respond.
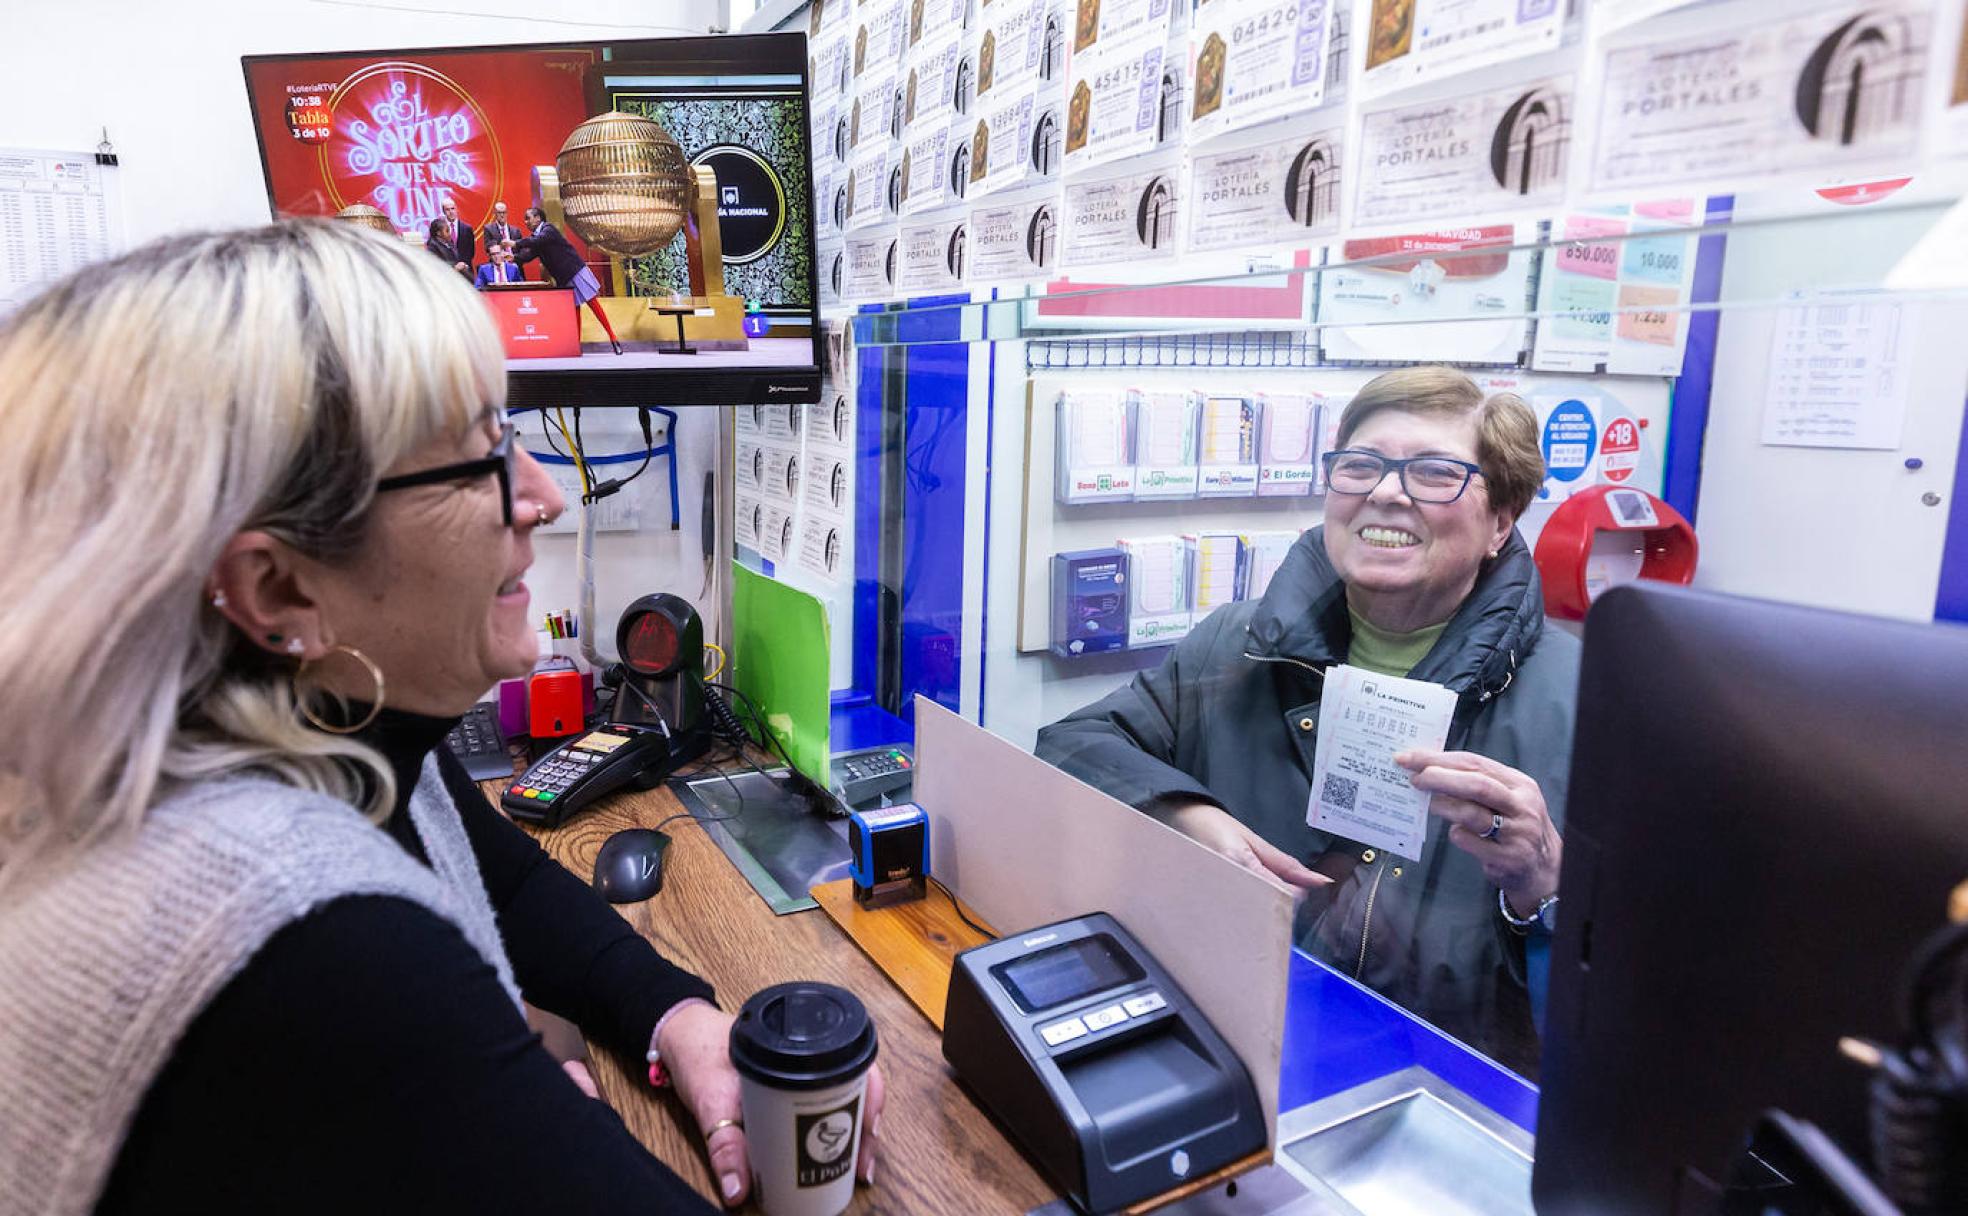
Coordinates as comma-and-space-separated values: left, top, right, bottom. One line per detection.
374, 420, 517, 526
1321, 449, 1486, 504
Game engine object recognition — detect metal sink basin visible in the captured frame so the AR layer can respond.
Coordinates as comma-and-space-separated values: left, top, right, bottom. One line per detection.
1274, 1066, 1534, 1216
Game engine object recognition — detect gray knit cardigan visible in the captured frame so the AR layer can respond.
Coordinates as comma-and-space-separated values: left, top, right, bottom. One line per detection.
0, 756, 521, 1216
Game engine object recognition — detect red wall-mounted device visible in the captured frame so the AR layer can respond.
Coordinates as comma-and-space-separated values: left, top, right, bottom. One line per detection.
1534, 485, 1699, 621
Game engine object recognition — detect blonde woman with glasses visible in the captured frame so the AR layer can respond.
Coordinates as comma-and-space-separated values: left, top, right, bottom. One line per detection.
0, 221, 880, 1215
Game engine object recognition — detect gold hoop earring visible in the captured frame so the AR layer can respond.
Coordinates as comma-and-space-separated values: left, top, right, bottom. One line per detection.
294, 645, 387, 735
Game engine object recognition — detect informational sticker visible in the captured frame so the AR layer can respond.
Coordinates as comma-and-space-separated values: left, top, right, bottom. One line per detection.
1307, 664, 1457, 861
1317, 226, 1532, 364
905, 27, 967, 128
967, 191, 1061, 281
897, 212, 971, 293
974, 87, 1039, 196
900, 123, 954, 214
1353, 76, 1574, 230
1587, 3, 1932, 198
1599, 415, 1641, 484
843, 230, 899, 300
1355, 0, 1562, 102
1061, 158, 1183, 269
978, 0, 1053, 101
1535, 395, 1601, 502
1533, 200, 1698, 375
1185, 126, 1343, 251
1187, 0, 1334, 143
1063, 27, 1171, 171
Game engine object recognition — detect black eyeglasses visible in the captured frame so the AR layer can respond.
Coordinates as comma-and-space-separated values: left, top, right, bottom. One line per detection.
1321, 449, 1486, 504
374, 420, 517, 526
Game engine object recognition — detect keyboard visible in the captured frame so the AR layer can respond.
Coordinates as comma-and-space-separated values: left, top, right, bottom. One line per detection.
830, 745, 915, 809
446, 702, 513, 781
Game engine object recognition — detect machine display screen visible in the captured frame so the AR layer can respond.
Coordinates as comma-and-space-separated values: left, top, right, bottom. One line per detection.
241, 32, 820, 404
993, 935, 1144, 1015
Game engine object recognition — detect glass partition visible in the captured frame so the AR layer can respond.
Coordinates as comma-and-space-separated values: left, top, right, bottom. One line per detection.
752, 0, 1968, 1110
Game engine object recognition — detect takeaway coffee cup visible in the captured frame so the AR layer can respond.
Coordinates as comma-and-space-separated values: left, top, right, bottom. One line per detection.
729, 982, 880, 1216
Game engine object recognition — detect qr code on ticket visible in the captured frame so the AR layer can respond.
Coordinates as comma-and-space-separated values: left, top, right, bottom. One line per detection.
1320, 773, 1359, 812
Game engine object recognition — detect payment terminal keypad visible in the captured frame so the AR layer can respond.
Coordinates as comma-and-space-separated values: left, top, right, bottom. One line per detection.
503, 730, 651, 827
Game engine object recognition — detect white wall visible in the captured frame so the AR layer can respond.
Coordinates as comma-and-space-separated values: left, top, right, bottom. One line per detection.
0, 0, 721, 245
1, 0, 729, 661
1693, 191, 1968, 622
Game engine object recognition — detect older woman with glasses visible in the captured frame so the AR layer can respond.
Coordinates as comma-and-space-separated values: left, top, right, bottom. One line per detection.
0, 222, 880, 1215
1038, 365, 1576, 1076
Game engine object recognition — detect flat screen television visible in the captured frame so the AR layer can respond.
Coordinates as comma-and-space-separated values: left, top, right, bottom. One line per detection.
242, 32, 821, 407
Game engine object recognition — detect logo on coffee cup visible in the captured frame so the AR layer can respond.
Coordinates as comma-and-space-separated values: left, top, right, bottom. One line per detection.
796, 1098, 860, 1187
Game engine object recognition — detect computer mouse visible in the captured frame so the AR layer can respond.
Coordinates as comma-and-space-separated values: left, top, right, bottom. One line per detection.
592, 829, 670, 903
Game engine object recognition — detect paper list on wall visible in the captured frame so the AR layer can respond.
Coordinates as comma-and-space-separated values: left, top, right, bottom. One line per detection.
1760, 293, 1914, 450
0, 148, 122, 319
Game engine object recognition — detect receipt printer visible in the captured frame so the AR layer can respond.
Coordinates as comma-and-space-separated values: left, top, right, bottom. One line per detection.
942, 912, 1265, 1213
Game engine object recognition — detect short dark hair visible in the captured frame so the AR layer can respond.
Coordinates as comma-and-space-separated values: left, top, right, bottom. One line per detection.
426, 217, 446, 238
524, 207, 545, 224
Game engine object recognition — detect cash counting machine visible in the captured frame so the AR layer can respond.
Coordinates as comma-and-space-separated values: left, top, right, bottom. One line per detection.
943, 913, 1266, 1214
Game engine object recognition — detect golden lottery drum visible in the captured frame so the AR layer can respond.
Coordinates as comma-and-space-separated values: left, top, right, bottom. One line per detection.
334, 203, 396, 234
554, 111, 695, 257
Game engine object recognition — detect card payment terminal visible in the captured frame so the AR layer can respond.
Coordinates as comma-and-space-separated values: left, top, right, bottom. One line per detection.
942, 912, 1265, 1214
502, 726, 687, 828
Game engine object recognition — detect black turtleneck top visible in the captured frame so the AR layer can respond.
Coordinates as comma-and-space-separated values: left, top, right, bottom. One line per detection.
97, 709, 719, 1214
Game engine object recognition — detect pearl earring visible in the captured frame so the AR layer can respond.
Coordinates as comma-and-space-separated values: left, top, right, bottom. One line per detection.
285, 637, 305, 656
209, 590, 228, 609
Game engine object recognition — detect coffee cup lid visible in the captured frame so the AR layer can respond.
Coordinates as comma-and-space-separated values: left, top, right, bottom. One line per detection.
729, 982, 879, 1091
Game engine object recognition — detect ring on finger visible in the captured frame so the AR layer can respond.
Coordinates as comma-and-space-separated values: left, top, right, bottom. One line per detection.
705, 1117, 743, 1136
1478, 813, 1503, 841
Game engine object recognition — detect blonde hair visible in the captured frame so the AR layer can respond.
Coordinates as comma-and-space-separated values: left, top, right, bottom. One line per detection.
1335, 365, 1543, 520
0, 220, 505, 891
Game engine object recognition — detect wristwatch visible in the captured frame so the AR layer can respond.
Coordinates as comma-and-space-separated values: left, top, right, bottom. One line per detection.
1499, 888, 1559, 934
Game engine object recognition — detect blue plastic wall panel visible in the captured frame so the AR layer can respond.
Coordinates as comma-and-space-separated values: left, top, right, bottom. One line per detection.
895, 293, 973, 725
1935, 396, 1968, 623
829, 690, 913, 753
1661, 196, 1733, 524
852, 303, 889, 698
1280, 950, 1541, 1135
